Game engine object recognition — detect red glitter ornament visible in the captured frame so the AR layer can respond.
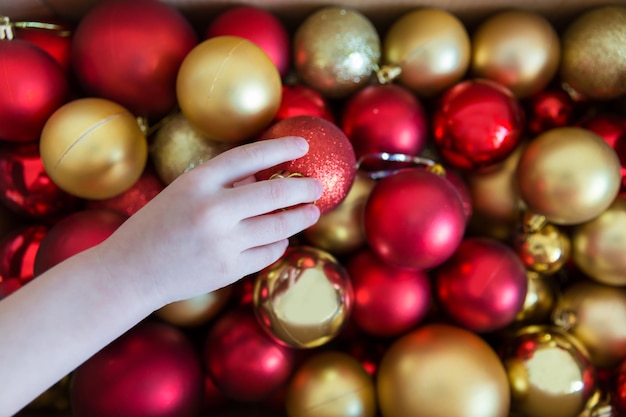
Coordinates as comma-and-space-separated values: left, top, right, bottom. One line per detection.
526, 88, 574, 134
364, 168, 466, 270
433, 79, 525, 171
345, 248, 431, 337
0, 142, 80, 219
435, 237, 528, 333
71, 321, 204, 417
275, 85, 335, 123
0, 39, 68, 142
15, 19, 73, 73
205, 6, 291, 77
256, 116, 357, 214
72, 0, 197, 119
0, 224, 47, 298
204, 308, 295, 402
579, 114, 626, 189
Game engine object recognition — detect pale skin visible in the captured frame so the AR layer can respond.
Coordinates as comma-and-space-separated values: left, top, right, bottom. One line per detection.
0, 136, 322, 416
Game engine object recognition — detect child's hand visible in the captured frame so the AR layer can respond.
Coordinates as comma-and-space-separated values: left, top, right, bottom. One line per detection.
95, 136, 323, 307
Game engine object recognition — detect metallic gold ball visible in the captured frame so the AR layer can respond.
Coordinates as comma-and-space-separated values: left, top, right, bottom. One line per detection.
294, 7, 380, 99
553, 280, 626, 367
155, 285, 232, 327
150, 112, 236, 185
176, 36, 282, 143
572, 195, 626, 286
302, 173, 375, 256
471, 10, 560, 98
501, 325, 596, 417
253, 246, 353, 349
516, 127, 621, 225
285, 351, 376, 417
514, 223, 571, 275
514, 271, 558, 326
40, 98, 148, 200
383, 8, 471, 98
377, 324, 510, 417
560, 6, 626, 100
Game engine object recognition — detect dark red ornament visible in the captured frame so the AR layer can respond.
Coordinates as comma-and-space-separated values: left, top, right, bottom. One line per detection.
205, 6, 290, 77
0, 142, 80, 219
33, 209, 127, 276
433, 79, 525, 171
345, 248, 431, 337
579, 114, 626, 189
364, 168, 466, 270
275, 85, 335, 123
341, 84, 428, 161
71, 321, 204, 417
204, 308, 295, 402
445, 169, 473, 221
526, 88, 574, 134
435, 237, 528, 333
72, 0, 197, 119
0, 39, 68, 142
256, 116, 357, 214
341, 333, 388, 376
15, 19, 74, 72
613, 359, 626, 413
0, 224, 48, 298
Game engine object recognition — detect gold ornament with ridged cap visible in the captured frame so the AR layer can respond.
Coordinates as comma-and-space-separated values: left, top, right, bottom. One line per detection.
514, 213, 571, 275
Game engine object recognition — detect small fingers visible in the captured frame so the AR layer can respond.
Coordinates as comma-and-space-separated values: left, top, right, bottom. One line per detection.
239, 239, 290, 276
240, 203, 321, 247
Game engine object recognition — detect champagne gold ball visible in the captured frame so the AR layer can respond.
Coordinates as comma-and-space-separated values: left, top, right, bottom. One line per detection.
377, 324, 510, 417
514, 271, 558, 326
383, 8, 471, 98
514, 223, 571, 275
471, 10, 560, 98
40, 98, 148, 200
572, 195, 626, 286
176, 36, 282, 143
294, 7, 380, 99
150, 112, 236, 185
516, 127, 621, 225
560, 6, 626, 100
286, 351, 376, 417
501, 325, 596, 417
155, 286, 232, 327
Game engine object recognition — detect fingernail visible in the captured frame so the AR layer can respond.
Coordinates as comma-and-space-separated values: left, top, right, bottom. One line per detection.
294, 136, 309, 152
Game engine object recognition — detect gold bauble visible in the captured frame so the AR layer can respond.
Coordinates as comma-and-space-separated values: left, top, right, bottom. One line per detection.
294, 7, 380, 99
516, 127, 621, 225
514, 222, 571, 275
501, 325, 596, 417
514, 271, 558, 326
383, 8, 470, 98
40, 98, 148, 200
285, 351, 376, 417
302, 173, 375, 256
377, 324, 510, 417
560, 6, 626, 100
253, 246, 353, 349
553, 280, 626, 367
150, 112, 235, 185
471, 10, 560, 98
155, 285, 232, 327
176, 36, 281, 143
572, 195, 626, 286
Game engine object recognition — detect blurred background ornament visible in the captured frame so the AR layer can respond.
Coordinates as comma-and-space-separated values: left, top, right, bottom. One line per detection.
0, 224, 47, 299
526, 88, 575, 134
14, 18, 73, 73
514, 217, 571, 275
513, 271, 558, 326
155, 285, 232, 328
275, 85, 335, 123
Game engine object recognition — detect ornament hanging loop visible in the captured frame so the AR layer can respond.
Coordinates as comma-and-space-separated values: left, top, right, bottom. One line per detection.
357, 152, 442, 179
0, 16, 14, 40
374, 64, 402, 85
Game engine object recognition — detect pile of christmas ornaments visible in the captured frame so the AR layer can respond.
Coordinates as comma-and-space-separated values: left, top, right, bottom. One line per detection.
2, 0, 626, 416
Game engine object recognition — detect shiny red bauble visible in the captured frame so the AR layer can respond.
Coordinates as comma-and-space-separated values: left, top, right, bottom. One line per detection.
0, 143, 80, 219
203, 308, 296, 402
341, 84, 428, 161
72, 0, 197, 119
0, 39, 68, 142
275, 85, 335, 123
364, 168, 466, 270
33, 209, 127, 276
255, 116, 357, 214
433, 79, 525, 171
71, 321, 204, 417
435, 237, 528, 333
15, 19, 74, 72
613, 359, 626, 414
0, 225, 47, 298
579, 114, 626, 188
205, 6, 290, 77
345, 248, 431, 337
526, 88, 574, 134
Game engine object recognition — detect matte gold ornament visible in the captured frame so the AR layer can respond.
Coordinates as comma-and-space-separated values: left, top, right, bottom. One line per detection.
382, 8, 471, 98
572, 195, 626, 286
514, 218, 571, 275
176, 36, 282, 143
150, 112, 235, 185
501, 325, 596, 417
155, 286, 232, 327
40, 98, 148, 200
294, 7, 380, 99
303, 173, 375, 256
514, 271, 558, 326
377, 324, 510, 417
516, 127, 621, 225
560, 6, 626, 100
553, 280, 626, 367
285, 351, 376, 417
471, 10, 560, 98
